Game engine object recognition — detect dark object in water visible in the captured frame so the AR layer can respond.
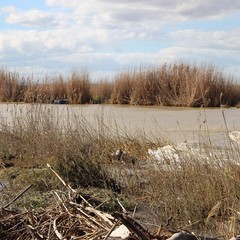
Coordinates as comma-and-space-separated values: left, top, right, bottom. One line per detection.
52, 99, 69, 104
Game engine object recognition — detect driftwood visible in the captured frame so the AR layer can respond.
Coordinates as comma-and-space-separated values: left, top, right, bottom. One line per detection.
0, 164, 239, 240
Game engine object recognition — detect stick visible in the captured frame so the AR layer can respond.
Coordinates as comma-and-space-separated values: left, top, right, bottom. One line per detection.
132, 204, 138, 218
77, 207, 109, 231
116, 198, 127, 213
47, 164, 93, 207
2, 184, 33, 209
103, 219, 120, 240
113, 212, 151, 240
47, 164, 69, 189
53, 215, 64, 240
54, 191, 72, 216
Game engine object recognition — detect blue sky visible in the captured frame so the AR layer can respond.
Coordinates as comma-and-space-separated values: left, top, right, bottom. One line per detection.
0, 0, 240, 81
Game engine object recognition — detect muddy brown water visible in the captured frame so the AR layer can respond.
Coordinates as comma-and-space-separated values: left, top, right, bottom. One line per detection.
0, 103, 239, 146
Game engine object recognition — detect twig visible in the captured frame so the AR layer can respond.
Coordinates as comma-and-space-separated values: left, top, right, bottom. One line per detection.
27, 224, 44, 239
95, 198, 110, 209
116, 198, 127, 213
53, 215, 64, 240
2, 184, 33, 209
132, 204, 138, 218
113, 212, 152, 240
54, 191, 72, 216
47, 219, 52, 240
85, 206, 114, 227
76, 207, 109, 231
47, 164, 69, 189
47, 163, 93, 208
103, 219, 120, 240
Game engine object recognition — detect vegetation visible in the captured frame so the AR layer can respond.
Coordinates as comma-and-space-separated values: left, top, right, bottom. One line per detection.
1, 63, 240, 107
0, 105, 240, 237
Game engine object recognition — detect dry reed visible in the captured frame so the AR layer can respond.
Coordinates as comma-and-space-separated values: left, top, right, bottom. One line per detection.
1, 63, 239, 107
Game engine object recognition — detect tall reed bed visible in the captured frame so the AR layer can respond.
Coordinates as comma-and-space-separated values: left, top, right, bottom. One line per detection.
110, 64, 240, 107
0, 68, 25, 102
0, 63, 240, 106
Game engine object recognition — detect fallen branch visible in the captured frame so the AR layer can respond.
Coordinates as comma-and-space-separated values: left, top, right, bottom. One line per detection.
113, 212, 152, 240
2, 184, 33, 209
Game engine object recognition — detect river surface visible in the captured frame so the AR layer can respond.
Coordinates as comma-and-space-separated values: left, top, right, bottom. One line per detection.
0, 103, 239, 146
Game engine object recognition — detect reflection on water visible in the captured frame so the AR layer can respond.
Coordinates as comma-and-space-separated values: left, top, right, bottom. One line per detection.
0, 103, 239, 146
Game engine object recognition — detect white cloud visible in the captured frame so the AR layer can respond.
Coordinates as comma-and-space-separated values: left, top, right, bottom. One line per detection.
1, 6, 69, 28
0, 1, 240, 81
167, 29, 240, 50
45, 0, 240, 21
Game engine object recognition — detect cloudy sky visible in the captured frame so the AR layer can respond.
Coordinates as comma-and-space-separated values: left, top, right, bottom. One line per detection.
0, 0, 240, 81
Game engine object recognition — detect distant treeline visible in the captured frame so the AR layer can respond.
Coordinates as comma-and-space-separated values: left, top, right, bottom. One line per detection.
1, 63, 240, 107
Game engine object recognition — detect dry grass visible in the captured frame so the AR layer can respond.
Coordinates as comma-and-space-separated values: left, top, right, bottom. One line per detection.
1, 63, 239, 107
0, 104, 240, 237
91, 80, 113, 103
0, 68, 25, 102
110, 63, 240, 107
66, 71, 91, 104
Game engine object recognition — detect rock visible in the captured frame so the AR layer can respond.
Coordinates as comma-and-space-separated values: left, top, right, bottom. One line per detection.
167, 232, 221, 240
167, 232, 198, 240
110, 224, 130, 239
111, 149, 136, 165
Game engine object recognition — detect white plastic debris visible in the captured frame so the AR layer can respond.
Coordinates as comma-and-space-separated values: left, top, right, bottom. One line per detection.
229, 131, 240, 144
147, 142, 212, 168
148, 145, 180, 164
110, 224, 130, 239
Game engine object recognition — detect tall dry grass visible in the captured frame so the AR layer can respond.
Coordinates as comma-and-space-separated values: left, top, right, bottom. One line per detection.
91, 80, 113, 103
66, 71, 91, 104
110, 71, 134, 104
0, 68, 26, 102
0, 63, 240, 107
110, 63, 240, 107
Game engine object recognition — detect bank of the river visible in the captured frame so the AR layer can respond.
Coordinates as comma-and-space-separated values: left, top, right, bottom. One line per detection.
1, 103, 240, 238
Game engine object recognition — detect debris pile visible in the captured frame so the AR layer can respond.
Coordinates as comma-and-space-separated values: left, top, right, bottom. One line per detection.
1, 163, 239, 240
1, 198, 114, 239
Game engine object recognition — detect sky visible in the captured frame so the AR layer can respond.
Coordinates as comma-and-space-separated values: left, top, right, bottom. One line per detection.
0, 0, 240, 81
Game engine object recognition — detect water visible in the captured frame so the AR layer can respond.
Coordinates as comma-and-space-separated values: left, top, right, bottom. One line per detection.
0, 103, 239, 146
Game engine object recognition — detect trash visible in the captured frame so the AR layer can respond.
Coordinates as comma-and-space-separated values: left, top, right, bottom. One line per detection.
52, 98, 69, 104
148, 145, 180, 164
110, 224, 130, 239
147, 142, 223, 169
229, 131, 240, 144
